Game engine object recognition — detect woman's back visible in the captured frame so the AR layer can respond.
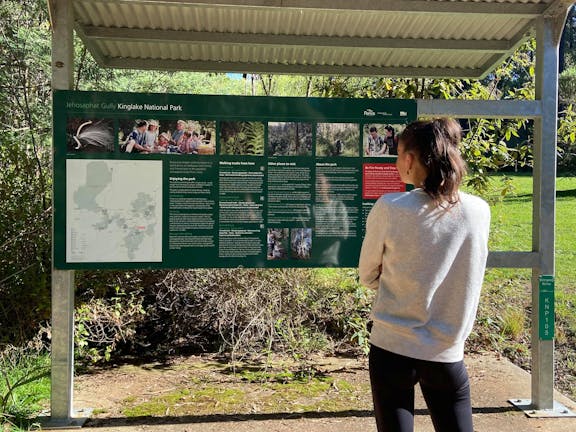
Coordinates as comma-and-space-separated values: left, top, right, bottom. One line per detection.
360, 189, 490, 362
359, 118, 489, 432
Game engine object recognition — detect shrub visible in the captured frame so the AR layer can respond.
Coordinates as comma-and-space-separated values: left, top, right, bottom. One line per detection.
73, 268, 373, 364
0, 332, 50, 430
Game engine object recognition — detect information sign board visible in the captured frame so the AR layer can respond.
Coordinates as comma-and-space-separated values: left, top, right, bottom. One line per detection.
53, 91, 416, 269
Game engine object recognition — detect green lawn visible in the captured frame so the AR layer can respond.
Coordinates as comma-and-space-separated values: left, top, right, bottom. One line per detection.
555, 176, 576, 294
0, 349, 50, 431
481, 173, 576, 329
469, 173, 576, 399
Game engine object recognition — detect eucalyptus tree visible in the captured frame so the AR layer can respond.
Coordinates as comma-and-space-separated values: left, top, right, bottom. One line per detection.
0, 0, 53, 342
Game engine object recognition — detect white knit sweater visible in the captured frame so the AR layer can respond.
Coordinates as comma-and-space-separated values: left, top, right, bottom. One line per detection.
359, 189, 490, 362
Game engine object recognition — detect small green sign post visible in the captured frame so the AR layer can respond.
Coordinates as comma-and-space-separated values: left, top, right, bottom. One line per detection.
538, 275, 555, 340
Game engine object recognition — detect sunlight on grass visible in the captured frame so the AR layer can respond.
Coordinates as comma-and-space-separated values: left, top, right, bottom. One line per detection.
480, 173, 576, 331
121, 375, 369, 417
481, 174, 533, 252
0, 349, 50, 431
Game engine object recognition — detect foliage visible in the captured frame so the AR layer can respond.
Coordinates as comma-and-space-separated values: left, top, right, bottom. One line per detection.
220, 121, 265, 155
0, 334, 50, 430
75, 286, 146, 363
72, 268, 373, 364
316, 123, 359, 157
0, 0, 52, 345
560, 5, 576, 72
268, 122, 313, 156
559, 66, 576, 105
557, 104, 576, 170
460, 118, 531, 191
246, 74, 317, 97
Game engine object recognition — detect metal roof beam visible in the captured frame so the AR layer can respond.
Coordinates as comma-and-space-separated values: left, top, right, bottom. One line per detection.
75, 25, 108, 65
83, 0, 547, 17
477, 21, 534, 79
82, 26, 512, 52
418, 99, 542, 119
102, 56, 485, 78
487, 251, 540, 268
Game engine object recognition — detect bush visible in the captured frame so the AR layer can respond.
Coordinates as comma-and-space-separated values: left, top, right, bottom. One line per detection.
557, 104, 576, 171
73, 268, 373, 364
0, 132, 52, 346
559, 67, 576, 105
0, 332, 50, 430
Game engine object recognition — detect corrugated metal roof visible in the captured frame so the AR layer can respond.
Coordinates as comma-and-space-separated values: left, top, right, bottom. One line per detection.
59, 0, 574, 78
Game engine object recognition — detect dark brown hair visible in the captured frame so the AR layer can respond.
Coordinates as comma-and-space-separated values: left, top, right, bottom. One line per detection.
399, 118, 467, 206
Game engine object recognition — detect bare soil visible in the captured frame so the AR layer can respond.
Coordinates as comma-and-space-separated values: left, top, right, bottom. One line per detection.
70, 353, 576, 432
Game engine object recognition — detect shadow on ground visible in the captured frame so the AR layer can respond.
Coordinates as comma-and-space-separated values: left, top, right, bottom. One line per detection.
84, 405, 518, 428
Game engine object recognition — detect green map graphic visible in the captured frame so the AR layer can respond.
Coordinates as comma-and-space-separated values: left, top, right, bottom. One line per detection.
66, 160, 163, 262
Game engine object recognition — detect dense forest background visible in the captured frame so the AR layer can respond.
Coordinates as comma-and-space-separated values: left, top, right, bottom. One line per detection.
2, 0, 576, 374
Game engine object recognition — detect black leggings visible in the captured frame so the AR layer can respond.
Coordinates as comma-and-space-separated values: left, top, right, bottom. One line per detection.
369, 344, 473, 432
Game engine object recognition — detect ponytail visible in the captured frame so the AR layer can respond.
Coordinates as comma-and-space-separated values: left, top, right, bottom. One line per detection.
399, 118, 467, 206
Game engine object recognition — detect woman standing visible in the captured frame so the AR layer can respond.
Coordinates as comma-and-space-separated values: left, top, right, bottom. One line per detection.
359, 118, 490, 432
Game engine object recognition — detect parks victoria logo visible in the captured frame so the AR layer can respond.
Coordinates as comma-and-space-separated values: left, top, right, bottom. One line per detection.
363, 109, 376, 117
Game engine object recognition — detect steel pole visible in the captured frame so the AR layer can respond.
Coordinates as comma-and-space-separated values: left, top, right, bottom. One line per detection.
50, 0, 76, 425
531, 15, 558, 411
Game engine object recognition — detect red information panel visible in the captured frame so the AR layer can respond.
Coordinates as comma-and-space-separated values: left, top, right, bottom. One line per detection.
362, 163, 405, 199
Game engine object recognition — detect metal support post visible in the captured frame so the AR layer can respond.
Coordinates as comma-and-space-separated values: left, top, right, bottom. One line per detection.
43, 0, 90, 428
510, 15, 574, 418
49, 270, 80, 426
532, 15, 557, 411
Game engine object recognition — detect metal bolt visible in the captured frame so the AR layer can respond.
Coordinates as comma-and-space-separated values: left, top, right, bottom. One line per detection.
55, 61, 64, 68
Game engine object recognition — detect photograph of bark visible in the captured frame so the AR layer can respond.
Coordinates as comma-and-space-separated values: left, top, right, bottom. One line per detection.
268, 122, 313, 156
290, 228, 312, 260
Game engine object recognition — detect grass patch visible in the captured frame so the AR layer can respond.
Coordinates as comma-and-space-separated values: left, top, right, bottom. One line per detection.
237, 368, 312, 384
483, 173, 533, 252
466, 173, 576, 398
122, 387, 247, 417
479, 174, 576, 325
119, 359, 372, 418
121, 375, 369, 418
0, 346, 50, 431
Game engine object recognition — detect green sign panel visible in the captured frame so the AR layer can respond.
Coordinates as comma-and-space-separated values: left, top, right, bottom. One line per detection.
53, 91, 416, 269
538, 275, 555, 340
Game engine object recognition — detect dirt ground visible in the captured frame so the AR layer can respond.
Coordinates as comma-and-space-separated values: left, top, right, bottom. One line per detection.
45, 353, 576, 432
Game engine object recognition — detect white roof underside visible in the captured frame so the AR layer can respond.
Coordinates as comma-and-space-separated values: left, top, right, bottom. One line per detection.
63, 0, 574, 78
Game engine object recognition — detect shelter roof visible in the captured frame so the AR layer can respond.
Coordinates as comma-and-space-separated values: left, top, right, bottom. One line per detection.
50, 0, 574, 78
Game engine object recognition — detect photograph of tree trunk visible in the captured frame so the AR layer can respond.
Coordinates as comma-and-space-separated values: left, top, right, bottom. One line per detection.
268, 122, 312, 156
